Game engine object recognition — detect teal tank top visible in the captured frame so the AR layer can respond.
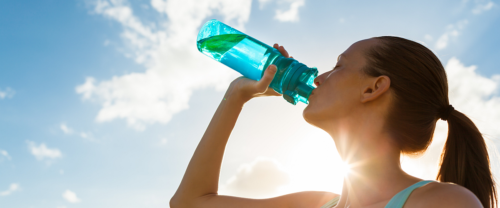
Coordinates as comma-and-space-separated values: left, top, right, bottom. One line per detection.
320, 180, 434, 208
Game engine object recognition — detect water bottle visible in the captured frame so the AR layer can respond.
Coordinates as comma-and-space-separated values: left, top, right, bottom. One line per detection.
197, 19, 318, 105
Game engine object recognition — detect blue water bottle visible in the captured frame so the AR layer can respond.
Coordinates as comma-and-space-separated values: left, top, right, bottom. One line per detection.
197, 19, 317, 105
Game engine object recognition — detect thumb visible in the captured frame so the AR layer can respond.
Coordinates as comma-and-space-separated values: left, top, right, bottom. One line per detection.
256, 65, 277, 91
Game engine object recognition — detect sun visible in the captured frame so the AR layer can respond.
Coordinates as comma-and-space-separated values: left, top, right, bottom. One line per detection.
279, 127, 347, 194
340, 161, 352, 177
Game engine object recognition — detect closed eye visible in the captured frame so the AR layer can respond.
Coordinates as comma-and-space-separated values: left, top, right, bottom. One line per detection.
325, 66, 339, 79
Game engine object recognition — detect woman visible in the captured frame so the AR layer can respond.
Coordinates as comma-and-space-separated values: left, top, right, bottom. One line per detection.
170, 37, 497, 208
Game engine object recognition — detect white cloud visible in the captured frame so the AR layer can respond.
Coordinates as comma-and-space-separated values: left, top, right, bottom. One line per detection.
0, 149, 11, 161
435, 31, 453, 50
27, 141, 62, 161
58, 122, 96, 141
76, 77, 96, 100
60, 123, 73, 134
274, 0, 305, 22
446, 57, 500, 138
78, 0, 251, 130
435, 20, 468, 50
435, 0, 494, 50
258, 0, 272, 9
401, 57, 500, 181
220, 158, 290, 198
160, 138, 168, 145
62, 190, 81, 203
0, 183, 20, 196
78, 131, 101, 143
0, 87, 15, 99
472, 1, 495, 14
79, 132, 89, 139
424, 34, 433, 42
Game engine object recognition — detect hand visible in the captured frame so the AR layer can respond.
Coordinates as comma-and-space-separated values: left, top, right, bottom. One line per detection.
226, 64, 281, 103
225, 43, 292, 103
273, 43, 293, 59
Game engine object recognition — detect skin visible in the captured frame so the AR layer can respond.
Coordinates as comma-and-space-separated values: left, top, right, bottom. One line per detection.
170, 40, 483, 208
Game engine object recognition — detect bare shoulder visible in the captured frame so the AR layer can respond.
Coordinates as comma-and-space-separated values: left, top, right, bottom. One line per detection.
278, 191, 339, 208
407, 182, 482, 208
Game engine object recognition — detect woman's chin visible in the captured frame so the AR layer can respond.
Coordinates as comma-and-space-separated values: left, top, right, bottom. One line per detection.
302, 105, 315, 125
303, 105, 331, 129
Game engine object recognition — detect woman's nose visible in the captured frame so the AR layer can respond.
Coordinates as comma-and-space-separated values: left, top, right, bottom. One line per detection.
314, 74, 324, 87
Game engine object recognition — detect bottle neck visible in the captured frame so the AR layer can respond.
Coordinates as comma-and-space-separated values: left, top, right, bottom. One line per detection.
281, 61, 317, 105
270, 55, 317, 105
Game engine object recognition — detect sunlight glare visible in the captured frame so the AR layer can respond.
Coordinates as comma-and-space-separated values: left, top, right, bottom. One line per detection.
340, 161, 351, 177
280, 127, 345, 194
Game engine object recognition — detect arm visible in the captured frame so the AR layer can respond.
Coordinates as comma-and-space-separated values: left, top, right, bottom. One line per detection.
170, 45, 337, 208
170, 51, 282, 207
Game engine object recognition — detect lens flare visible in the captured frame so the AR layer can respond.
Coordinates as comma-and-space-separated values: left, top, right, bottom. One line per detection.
341, 161, 352, 177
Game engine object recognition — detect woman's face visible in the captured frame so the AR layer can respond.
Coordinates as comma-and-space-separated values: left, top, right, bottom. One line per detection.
303, 39, 378, 131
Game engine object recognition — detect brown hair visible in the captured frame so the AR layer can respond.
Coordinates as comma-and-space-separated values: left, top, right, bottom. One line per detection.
363, 36, 497, 207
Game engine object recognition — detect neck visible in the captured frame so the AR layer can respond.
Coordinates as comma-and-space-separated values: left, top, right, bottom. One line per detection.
326, 115, 419, 207
344, 153, 408, 207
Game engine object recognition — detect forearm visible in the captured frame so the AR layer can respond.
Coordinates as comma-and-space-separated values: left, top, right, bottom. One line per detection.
172, 89, 246, 204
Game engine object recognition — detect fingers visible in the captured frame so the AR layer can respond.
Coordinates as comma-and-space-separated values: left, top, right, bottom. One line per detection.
267, 88, 282, 96
273, 43, 291, 58
256, 65, 277, 92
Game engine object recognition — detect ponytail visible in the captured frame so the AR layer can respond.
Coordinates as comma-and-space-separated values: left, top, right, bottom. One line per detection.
437, 108, 497, 208
363, 36, 498, 207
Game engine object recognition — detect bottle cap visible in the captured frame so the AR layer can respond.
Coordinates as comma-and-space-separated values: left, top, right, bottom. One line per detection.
282, 62, 318, 105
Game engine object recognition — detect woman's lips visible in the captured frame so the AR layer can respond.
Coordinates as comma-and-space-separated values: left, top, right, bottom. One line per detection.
311, 89, 317, 96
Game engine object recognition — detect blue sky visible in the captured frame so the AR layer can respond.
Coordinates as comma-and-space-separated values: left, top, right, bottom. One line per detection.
1, 0, 500, 207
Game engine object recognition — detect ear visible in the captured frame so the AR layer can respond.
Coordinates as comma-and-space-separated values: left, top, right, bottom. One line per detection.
360, 75, 391, 103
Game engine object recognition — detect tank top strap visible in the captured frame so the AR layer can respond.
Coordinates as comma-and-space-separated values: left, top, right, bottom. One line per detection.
384, 180, 435, 208
320, 195, 340, 208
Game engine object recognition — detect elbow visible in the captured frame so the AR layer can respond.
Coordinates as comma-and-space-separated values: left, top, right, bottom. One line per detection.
170, 194, 184, 208
170, 194, 195, 208
170, 194, 215, 208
